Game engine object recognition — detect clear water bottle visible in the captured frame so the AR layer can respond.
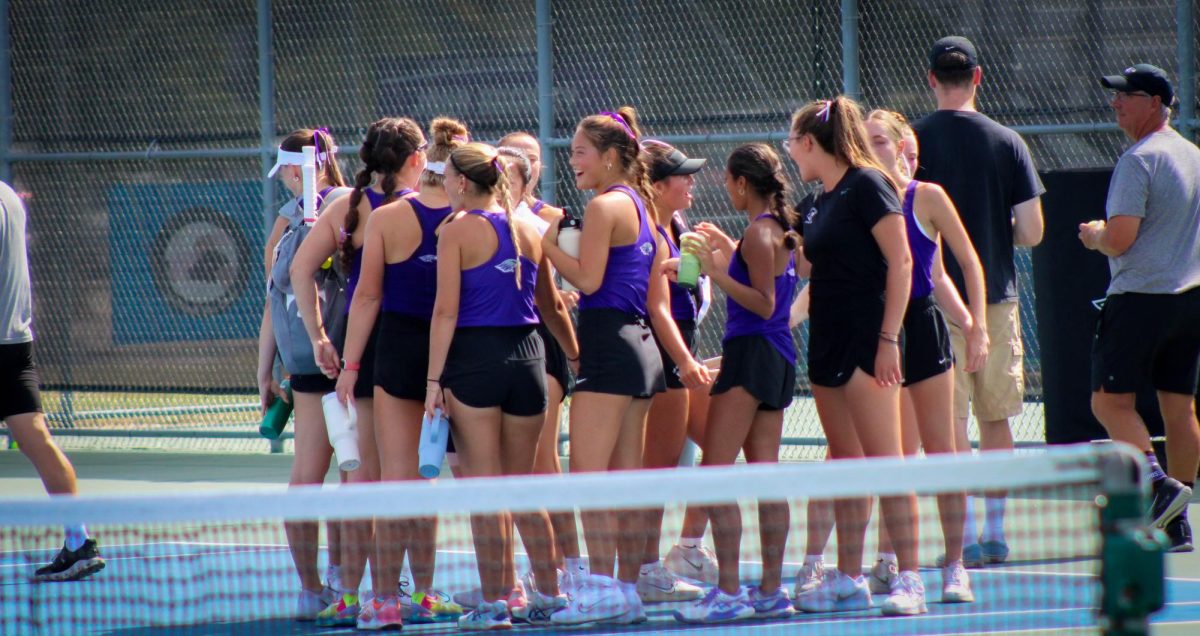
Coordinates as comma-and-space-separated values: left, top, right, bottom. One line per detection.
557, 213, 582, 292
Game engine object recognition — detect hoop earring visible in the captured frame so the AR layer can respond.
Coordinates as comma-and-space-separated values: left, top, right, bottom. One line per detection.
292, 176, 301, 183
739, 188, 745, 196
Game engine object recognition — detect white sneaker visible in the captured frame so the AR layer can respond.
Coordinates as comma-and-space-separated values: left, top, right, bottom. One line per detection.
603, 582, 646, 625
868, 557, 898, 595
793, 559, 824, 598
637, 561, 704, 603
665, 543, 719, 585
296, 589, 328, 621
511, 589, 567, 625
941, 561, 975, 603
882, 570, 928, 616
325, 565, 344, 595
794, 568, 872, 613
560, 560, 590, 597
549, 575, 628, 626
458, 599, 512, 631
673, 586, 755, 624
453, 587, 485, 610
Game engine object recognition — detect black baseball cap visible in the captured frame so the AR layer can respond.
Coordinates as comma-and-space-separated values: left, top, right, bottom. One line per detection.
929, 36, 979, 71
645, 141, 706, 183
1100, 64, 1175, 106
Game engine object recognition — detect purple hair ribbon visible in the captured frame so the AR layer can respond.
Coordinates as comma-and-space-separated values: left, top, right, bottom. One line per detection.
815, 100, 832, 123
599, 111, 637, 139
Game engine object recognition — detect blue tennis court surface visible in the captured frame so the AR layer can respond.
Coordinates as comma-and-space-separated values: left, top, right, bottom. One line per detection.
3, 543, 1197, 635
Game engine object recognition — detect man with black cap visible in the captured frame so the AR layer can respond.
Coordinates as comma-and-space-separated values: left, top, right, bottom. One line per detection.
1079, 63, 1200, 551
913, 36, 1045, 568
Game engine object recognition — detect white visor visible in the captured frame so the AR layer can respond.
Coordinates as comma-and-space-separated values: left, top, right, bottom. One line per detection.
424, 161, 446, 175
267, 147, 338, 178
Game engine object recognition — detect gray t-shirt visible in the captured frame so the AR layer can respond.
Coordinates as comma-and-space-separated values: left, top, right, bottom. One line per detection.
1105, 128, 1200, 295
0, 181, 33, 343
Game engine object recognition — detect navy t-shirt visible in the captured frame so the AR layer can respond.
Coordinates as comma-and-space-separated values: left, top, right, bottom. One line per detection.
796, 167, 902, 301
913, 110, 1045, 303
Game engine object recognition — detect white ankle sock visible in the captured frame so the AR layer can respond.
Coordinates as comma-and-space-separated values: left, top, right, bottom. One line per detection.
565, 557, 589, 576
877, 552, 897, 564
803, 554, 823, 566
679, 536, 703, 550
963, 496, 978, 544
64, 524, 88, 551
983, 497, 1006, 542
639, 560, 660, 575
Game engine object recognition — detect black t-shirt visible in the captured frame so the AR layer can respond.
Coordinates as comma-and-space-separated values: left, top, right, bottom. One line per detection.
796, 167, 902, 301
913, 110, 1045, 303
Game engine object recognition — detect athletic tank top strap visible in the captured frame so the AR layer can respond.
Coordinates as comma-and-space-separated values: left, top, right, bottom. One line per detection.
363, 187, 413, 210
457, 211, 539, 328
657, 224, 698, 322
903, 180, 937, 299
380, 199, 454, 318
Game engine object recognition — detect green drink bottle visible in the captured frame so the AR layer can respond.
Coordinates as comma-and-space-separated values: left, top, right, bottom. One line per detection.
259, 378, 294, 439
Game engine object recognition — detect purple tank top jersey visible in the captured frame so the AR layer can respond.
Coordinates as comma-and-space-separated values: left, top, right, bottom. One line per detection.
903, 181, 937, 299
578, 185, 657, 317
345, 187, 418, 311
381, 199, 453, 319
723, 214, 798, 365
456, 211, 539, 328
656, 224, 697, 322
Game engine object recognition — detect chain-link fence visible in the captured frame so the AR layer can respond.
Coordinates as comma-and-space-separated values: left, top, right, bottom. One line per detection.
2, 0, 1196, 453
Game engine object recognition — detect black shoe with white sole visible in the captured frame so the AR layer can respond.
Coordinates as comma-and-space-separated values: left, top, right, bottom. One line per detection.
1164, 516, 1193, 553
1148, 477, 1192, 529
33, 539, 105, 582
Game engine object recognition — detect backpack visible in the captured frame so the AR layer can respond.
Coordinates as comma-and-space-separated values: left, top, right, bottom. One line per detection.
268, 186, 352, 376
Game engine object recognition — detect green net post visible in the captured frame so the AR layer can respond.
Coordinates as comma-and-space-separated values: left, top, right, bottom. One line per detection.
1098, 450, 1166, 636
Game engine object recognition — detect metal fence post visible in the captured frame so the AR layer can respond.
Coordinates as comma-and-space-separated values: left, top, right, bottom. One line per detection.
258, 0, 276, 232
841, 0, 860, 101
0, 0, 11, 184
536, 0, 555, 205
1178, 0, 1196, 143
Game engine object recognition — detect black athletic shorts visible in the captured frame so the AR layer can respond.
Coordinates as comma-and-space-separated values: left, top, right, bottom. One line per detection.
711, 335, 796, 411
0, 341, 42, 419
1092, 286, 1200, 395
373, 311, 431, 402
289, 372, 336, 395
654, 319, 697, 391
574, 308, 665, 398
537, 321, 573, 399
441, 325, 547, 417
808, 293, 892, 388
902, 295, 954, 387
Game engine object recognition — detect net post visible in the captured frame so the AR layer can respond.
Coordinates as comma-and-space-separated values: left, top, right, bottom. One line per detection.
840, 0, 860, 101
536, 0, 555, 205
1177, 0, 1196, 143
1097, 446, 1166, 636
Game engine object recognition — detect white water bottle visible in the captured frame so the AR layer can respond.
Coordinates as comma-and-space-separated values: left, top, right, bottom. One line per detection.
321, 393, 361, 471
556, 214, 582, 292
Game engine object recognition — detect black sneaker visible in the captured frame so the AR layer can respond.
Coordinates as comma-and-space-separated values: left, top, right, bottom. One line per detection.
1148, 477, 1192, 528
1164, 516, 1194, 553
33, 539, 105, 582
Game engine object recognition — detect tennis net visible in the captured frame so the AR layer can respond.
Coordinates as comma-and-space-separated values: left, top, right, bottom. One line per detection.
0, 444, 1147, 635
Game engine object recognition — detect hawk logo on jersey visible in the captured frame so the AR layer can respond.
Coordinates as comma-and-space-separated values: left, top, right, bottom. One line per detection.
804, 207, 818, 224
640, 242, 654, 256
495, 258, 519, 274
419, 254, 437, 264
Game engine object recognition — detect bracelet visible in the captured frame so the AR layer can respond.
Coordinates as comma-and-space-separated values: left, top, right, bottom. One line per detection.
341, 360, 360, 371
878, 332, 900, 344
427, 378, 441, 384
567, 356, 579, 362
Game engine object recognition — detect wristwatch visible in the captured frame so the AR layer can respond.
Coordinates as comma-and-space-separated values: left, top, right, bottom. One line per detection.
341, 359, 361, 371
